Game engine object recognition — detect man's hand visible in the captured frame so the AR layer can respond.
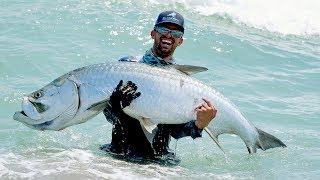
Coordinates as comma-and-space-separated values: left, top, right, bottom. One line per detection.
109, 80, 141, 111
195, 99, 217, 129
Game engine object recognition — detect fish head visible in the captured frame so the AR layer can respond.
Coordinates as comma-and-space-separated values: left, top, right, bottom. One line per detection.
13, 77, 79, 130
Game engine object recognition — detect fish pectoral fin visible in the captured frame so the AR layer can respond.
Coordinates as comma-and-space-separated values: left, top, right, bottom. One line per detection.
173, 64, 208, 75
204, 127, 226, 154
86, 99, 110, 111
139, 117, 157, 133
81, 82, 113, 112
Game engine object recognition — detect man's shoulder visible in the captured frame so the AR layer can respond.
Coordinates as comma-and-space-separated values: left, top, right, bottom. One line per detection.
118, 55, 143, 62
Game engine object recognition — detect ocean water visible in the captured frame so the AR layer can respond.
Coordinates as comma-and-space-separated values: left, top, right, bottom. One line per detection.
1, 0, 319, 179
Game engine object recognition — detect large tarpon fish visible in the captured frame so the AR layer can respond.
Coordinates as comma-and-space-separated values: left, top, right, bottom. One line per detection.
13, 62, 286, 153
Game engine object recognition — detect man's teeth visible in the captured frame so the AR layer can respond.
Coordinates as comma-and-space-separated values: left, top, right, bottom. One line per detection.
162, 39, 172, 44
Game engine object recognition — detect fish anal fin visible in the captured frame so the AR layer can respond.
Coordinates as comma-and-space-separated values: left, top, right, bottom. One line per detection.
173, 64, 208, 75
139, 117, 157, 133
204, 127, 226, 154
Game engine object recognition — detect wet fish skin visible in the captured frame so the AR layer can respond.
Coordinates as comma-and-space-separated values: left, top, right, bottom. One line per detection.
13, 62, 286, 153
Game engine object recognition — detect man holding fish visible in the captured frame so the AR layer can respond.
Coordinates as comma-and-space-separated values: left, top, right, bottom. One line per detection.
100, 11, 217, 164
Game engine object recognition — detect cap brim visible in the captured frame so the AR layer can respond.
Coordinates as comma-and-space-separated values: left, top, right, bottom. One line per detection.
155, 22, 184, 32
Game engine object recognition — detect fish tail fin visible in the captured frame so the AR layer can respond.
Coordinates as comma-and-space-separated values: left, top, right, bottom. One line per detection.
204, 127, 226, 154
255, 127, 286, 152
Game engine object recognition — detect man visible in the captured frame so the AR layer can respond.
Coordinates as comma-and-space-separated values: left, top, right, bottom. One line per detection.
100, 11, 217, 164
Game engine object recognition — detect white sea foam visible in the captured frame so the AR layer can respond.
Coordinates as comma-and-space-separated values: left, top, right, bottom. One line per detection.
150, 0, 320, 35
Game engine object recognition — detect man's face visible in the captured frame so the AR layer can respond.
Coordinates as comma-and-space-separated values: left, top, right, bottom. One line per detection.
151, 23, 184, 59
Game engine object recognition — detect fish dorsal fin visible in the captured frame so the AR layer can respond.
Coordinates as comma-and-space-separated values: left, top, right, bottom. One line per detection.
138, 116, 157, 133
173, 64, 208, 75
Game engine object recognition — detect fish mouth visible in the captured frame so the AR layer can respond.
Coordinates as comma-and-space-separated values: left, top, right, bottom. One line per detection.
13, 111, 53, 130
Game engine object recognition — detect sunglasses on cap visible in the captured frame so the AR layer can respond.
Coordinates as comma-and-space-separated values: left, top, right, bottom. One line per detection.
154, 26, 184, 38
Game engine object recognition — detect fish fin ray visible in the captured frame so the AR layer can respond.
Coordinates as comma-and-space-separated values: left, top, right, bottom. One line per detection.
172, 64, 208, 75
204, 127, 226, 154
86, 100, 109, 111
256, 127, 287, 151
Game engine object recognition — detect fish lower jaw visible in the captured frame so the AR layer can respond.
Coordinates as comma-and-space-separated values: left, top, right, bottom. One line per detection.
31, 120, 54, 130
14, 111, 54, 129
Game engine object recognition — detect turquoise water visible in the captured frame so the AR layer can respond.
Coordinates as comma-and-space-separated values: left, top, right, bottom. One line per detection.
1, 0, 320, 179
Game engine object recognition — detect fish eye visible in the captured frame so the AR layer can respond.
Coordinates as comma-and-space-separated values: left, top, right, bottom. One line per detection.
33, 90, 43, 99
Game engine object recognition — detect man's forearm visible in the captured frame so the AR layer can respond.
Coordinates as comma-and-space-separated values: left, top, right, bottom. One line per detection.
163, 121, 203, 139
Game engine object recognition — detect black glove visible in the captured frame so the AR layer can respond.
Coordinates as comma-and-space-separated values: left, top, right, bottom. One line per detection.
109, 80, 141, 112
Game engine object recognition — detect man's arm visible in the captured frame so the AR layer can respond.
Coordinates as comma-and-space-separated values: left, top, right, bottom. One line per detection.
152, 100, 217, 156
101, 80, 141, 154
103, 80, 140, 123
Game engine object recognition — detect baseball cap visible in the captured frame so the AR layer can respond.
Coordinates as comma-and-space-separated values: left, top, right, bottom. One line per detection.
155, 11, 184, 33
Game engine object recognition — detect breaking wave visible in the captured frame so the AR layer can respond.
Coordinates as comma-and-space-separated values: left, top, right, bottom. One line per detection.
150, 0, 320, 36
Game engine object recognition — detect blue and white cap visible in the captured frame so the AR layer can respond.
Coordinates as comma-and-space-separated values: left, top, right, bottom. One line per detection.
155, 11, 185, 33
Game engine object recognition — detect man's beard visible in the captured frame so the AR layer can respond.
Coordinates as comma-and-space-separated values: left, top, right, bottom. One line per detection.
155, 44, 172, 58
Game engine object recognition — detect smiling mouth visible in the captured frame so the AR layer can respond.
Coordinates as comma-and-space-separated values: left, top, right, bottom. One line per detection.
161, 39, 173, 45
